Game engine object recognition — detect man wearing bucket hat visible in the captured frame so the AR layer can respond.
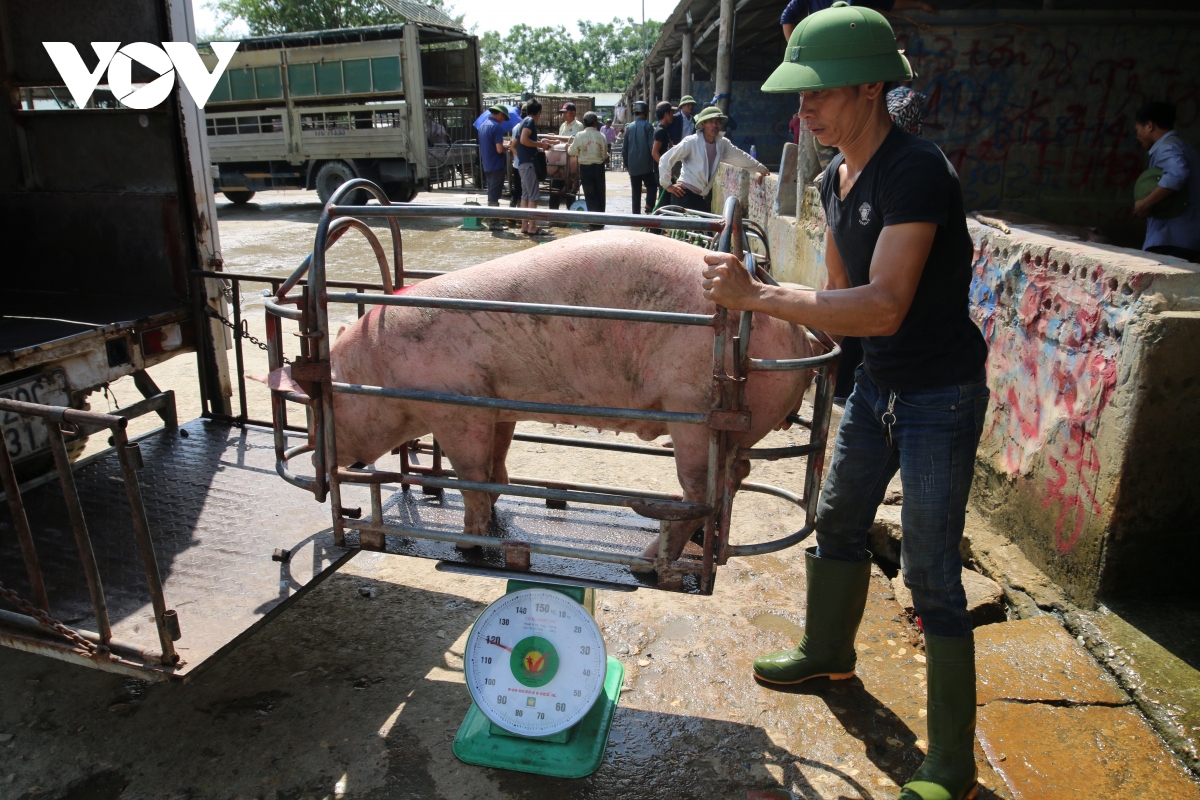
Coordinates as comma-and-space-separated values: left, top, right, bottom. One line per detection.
701, 4, 988, 799
659, 105, 768, 212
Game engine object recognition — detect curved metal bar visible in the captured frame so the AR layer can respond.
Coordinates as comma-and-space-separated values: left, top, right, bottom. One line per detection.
749, 347, 841, 371
724, 524, 815, 558
744, 443, 820, 460
263, 294, 302, 321
276, 443, 319, 493
325, 217, 393, 293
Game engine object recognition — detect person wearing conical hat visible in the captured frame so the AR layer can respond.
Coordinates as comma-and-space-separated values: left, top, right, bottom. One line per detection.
701, 5, 987, 799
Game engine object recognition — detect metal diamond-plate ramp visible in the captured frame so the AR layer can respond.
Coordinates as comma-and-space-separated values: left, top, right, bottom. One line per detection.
0, 420, 352, 678
334, 453, 705, 593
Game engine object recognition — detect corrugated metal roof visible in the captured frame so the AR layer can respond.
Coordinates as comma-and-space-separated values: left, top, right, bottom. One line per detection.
378, 0, 464, 30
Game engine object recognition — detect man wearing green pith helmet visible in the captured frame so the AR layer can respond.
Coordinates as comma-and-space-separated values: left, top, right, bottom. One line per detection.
699, 3, 988, 799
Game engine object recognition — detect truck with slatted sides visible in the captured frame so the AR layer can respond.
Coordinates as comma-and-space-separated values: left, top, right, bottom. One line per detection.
203, 20, 482, 205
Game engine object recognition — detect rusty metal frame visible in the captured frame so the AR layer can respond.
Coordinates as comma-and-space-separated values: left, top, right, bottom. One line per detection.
253, 179, 839, 592
0, 397, 181, 672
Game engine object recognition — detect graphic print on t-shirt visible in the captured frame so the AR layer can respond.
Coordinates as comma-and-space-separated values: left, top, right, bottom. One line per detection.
858, 202, 872, 225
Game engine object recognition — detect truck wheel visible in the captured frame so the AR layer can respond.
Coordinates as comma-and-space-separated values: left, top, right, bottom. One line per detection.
390, 182, 418, 203
315, 161, 368, 205
222, 190, 256, 204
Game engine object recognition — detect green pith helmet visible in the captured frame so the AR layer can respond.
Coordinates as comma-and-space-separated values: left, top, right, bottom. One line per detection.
694, 105, 727, 124
1135, 167, 1188, 219
762, 0, 914, 93
679, 94, 696, 107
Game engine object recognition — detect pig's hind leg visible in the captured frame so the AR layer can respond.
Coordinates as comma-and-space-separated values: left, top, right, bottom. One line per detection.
430, 415, 505, 544
489, 421, 517, 508
635, 423, 713, 568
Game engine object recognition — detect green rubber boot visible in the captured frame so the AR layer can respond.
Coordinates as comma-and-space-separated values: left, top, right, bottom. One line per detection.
899, 633, 979, 800
752, 547, 871, 685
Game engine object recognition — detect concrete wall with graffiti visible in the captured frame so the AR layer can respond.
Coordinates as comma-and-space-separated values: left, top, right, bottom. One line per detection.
714, 14, 1199, 246
893, 15, 1200, 247
713, 159, 1200, 605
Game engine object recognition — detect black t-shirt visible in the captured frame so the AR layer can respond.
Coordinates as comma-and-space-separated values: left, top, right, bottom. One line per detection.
653, 125, 673, 158
819, 126, 987, 391
516, 117, 539, 164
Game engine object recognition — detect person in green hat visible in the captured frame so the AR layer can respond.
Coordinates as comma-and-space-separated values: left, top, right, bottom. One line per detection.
701, 4, 987, 799
669, 94, 698, 141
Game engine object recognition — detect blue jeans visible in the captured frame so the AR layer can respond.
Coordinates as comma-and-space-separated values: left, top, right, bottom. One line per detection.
815, 368, 989, 638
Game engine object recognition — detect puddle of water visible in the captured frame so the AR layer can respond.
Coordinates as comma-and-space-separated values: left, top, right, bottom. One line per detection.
658, 616, 698, 642
751, 612, 804, 641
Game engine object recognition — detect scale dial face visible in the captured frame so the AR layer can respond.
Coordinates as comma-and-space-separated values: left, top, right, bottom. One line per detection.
464, 588, 607, 736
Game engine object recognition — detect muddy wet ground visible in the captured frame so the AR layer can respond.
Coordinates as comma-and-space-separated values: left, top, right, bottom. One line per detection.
3, 178, 1197, 799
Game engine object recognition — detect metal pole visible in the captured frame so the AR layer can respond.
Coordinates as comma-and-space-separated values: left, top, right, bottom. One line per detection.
0, 437, 50, 612
47, 425, 112, 643
113, 428, 178, 664
715, 0, 735, 114
681, 31, 693, 99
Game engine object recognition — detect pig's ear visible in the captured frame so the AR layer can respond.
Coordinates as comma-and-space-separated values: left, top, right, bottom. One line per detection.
337, 325, 347, 340
249, 366, 309, 399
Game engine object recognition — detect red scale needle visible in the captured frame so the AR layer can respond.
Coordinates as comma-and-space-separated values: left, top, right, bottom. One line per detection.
489, 640, 514, 652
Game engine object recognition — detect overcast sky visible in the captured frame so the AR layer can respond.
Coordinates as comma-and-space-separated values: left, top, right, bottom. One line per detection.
191, 0, 679, 39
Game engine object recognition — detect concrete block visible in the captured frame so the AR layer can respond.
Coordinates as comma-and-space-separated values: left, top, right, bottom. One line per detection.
889, 568, 1005, 628
977, 703, 1200, 800
975, 616, 1127, 705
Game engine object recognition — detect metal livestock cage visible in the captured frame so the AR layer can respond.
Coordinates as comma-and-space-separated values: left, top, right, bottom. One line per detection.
261, 181, 840, 594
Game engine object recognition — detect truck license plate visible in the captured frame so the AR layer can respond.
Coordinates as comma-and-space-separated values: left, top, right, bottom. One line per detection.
1, 369, 71, 464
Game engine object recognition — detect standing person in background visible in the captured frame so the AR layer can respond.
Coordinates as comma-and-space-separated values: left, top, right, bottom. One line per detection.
669, 95, 698, 142
650, 101, 677, 211
1134, 101, 1200, 262
507, 103, 526, 218
781, 0, 936, 40
601, 119, 618, 146
624, 101, 658, 215
789, 109, 803, 144
660, 106, 769, 212
559, 102, 585, 137
514, 99, 554, 237
478, 104, 511, 231
569, 111, 609, 227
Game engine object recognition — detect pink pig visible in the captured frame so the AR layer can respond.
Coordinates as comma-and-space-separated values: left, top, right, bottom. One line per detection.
271, 231, 816, 565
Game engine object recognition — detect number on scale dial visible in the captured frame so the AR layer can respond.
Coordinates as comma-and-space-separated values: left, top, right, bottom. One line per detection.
463, 588, 606, 736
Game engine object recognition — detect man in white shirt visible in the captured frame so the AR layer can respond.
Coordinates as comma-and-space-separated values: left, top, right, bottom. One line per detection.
558, 102, 585, 137
660, 105, 768, 212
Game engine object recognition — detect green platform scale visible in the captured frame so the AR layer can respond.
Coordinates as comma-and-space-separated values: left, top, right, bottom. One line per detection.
452, 580, 624, 778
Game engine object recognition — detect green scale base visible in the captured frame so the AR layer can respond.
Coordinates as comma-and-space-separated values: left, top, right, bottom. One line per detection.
452, 655, 624, 778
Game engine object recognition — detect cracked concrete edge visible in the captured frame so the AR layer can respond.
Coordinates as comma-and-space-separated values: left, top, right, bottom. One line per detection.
963, 504, 1200, 779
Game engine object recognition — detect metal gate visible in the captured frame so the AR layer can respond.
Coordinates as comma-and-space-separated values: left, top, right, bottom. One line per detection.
265, 179, 840, 594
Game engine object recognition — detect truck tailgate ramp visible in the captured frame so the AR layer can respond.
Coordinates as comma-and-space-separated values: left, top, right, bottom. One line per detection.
0, 419, 353, 681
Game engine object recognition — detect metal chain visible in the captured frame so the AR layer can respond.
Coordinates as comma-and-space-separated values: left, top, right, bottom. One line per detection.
207, 306, 291, 366
0, 580, 104, 657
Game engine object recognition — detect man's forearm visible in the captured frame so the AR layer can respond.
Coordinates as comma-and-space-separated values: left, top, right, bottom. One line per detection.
748, 284, 907, 337
1143, 184, 1176, 209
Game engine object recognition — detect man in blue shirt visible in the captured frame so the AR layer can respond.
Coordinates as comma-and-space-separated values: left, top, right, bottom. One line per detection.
478, 105, 511, 230
1134, 101, 1200, 262
781, 0, 934, 39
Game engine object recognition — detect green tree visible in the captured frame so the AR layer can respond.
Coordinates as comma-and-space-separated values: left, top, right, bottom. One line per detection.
209, 0, 457, 36
478, 17, 661, 94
